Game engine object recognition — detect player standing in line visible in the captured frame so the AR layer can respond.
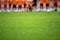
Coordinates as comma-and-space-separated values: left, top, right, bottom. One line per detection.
0, 0, 5, 12
4, 0, 6, 11
24, 0, 27, 11
4, 0, 10, 12
36, 0, 40, 11
17, 0, 22, 12
40, 0, 44, 11
0, 0, 1, 12
12, 0, 18, 12
22, 0, 28, 11
26, 0, 33, 11
46, 0, 49, 11
57, 0, 60, 11
9, 0, 13, 11
32, 0, 37, 11
54, 0, 57, 11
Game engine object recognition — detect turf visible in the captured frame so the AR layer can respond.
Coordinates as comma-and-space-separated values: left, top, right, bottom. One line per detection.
0, 11, 60, 40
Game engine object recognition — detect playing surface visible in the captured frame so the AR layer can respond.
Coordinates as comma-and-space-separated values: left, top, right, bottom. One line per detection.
0, 11, 60, 40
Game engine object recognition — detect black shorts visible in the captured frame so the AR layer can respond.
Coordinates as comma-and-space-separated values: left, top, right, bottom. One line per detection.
4, 5, 7, 8
18, 5, 22, 8
46, 4, 49, 7
0, 5, 1, 9
40, 4, 43, 7
24, 3, 26, 8
33, 2, 37, 6
13, 5, 16, 8
9, 4, 11, 8
54, 3, 57, 7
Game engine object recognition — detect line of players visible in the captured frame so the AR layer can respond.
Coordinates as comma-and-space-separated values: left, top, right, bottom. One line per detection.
0, 0, 59, 12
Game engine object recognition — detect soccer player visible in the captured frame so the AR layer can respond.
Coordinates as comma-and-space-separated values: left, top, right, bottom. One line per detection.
17, 0, 22, 12
1, 0, 5, 12
32, 0, 37, 11
4, 0, 10, 12
36, 0, 40, 11
22, 0, 28, 11
54, 0, 57, 11
22, 0, 33, 11
0, 0, 1, 12
4, 0, 6, 10
12, 0, 18, 12
40, 0, 44, 11
28, 0, 33, 11
46, 0, 49, 11
9, 0, 13, 11
57, 0, 60, 11
26, 0, 33, 11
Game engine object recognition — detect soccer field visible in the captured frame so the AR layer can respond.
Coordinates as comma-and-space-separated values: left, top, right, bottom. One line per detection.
0, 11, 60, 40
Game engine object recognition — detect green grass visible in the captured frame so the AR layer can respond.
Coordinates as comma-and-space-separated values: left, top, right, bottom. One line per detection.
0, 11, 60, 40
